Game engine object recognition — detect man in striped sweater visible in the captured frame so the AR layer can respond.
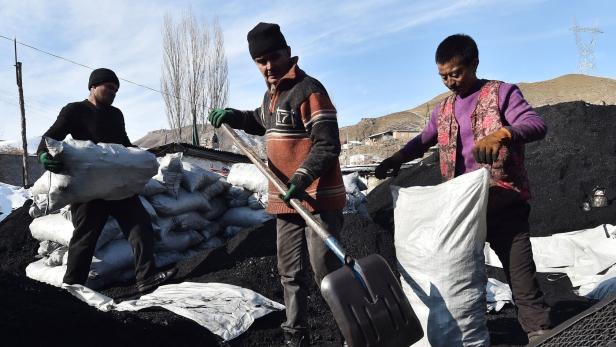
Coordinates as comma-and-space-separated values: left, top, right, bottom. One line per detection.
209, 22, 346, 347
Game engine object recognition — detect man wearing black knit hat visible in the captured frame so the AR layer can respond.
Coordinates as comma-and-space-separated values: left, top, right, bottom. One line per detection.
209, 23, 346, 347
37, 68, 176, 293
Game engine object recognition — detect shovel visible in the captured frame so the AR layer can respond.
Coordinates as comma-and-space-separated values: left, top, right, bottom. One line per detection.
221, 124, 423, 347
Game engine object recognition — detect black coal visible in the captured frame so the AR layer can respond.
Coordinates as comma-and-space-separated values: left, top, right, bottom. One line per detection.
1, 101, 614, 346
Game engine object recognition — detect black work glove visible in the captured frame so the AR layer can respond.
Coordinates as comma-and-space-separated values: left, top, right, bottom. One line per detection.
375, 156, 403, 179
39, 152, 63, 173
208, 108, 236, 128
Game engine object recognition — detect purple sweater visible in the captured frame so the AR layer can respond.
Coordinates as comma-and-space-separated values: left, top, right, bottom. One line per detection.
402, 80, 547, 175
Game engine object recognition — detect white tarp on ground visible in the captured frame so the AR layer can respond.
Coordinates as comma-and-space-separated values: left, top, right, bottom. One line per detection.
0, 182, 30, 222
484, 224, 616, 300
486, 278, 514, 312
62, 282, 285, 341
393, 168, 490, 347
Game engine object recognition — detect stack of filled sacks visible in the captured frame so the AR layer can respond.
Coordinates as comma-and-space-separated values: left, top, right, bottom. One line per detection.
26, 142, 273, 289
342, 172, 369, 218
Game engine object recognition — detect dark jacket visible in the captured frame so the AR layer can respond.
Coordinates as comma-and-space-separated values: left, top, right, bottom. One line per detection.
37, 99, 133, 155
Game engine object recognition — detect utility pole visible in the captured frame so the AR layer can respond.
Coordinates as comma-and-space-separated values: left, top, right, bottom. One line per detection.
14, 38, 29, 187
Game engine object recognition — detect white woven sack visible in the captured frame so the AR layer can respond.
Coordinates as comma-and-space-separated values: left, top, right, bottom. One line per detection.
392, 168, 490, 347
141, 179, 167, 197
149, 188, 212, 216
226, 163, 268, 194
342, 172, 367, 194
203, 196, 228, 221
217, 207, 273, 227
30, 138, 158, 212
181, 162, 222, 192
154, 153, 183, 198
172, 211, 211, 231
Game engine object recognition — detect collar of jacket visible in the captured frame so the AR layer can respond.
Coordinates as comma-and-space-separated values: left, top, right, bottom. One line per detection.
268, 56, 304, 94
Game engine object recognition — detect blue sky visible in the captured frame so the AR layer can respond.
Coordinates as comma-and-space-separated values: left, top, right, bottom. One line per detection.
0, 0, 614, 142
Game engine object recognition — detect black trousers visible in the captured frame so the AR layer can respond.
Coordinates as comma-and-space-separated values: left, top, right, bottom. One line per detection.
63, 195, 156, 285
486, 199, 552, 333
276, 210, 343, 335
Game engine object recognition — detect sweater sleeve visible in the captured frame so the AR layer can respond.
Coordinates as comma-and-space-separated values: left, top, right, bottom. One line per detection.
36, 105, 72, 156
499, 83, 547, 143
401, 106, 439, 159
228, 107, 266, 136
290, 92, 340, 187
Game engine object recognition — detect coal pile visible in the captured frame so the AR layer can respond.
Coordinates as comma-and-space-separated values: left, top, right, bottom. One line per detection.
0, 199, 392, 346
526, 102, 616, 235
1, 101, 613, 346
368, 101, 616, 237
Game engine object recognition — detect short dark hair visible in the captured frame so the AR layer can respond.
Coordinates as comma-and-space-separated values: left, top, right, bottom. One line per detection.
435, 34, 478, 66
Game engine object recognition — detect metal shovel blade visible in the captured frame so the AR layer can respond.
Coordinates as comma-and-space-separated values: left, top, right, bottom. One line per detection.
321, 254, 423, 347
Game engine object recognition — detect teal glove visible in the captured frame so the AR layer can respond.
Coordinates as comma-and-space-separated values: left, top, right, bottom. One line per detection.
39, 152, 63, 173
281, 184, 301, 204
208, 108, 235, 128
280, 173, 311, 205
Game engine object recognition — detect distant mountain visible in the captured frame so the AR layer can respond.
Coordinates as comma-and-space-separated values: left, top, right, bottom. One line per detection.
0, 136, 42, 155
132, 74, 616, 152
341, 74, 616, 142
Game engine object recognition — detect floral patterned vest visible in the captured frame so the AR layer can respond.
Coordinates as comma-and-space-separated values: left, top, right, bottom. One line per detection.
437, 80, 531, 200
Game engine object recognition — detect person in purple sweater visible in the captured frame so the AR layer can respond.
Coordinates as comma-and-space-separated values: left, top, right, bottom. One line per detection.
376, 34, 552, 343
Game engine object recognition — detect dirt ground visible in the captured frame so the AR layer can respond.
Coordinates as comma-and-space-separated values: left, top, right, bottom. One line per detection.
1, 101, 615, 346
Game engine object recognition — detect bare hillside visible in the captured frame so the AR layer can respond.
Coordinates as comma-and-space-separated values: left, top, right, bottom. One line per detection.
341, 74, 616, 143
134, 124, 266, 158
134, 74, 616, 161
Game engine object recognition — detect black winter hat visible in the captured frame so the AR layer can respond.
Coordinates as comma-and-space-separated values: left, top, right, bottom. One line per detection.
247, 22, 288, 59
88, 68, 120, 90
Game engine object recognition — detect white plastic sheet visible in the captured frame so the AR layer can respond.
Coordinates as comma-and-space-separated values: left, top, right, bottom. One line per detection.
486, 278, 513, 312
392, 168, 490, 347
62, 282, 285, 341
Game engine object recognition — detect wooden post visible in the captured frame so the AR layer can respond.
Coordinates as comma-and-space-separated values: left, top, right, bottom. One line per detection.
14, 38, 29, 187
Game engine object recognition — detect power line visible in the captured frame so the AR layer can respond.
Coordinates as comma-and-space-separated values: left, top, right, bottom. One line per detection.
0, 34, 193, 104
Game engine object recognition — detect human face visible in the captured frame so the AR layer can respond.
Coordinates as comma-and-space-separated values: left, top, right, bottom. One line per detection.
437, 56, 478, 96
254, 48, 292, 85
91, 82, 118, 106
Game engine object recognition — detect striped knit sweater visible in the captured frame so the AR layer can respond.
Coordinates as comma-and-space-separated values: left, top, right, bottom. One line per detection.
228, 60, 346, 214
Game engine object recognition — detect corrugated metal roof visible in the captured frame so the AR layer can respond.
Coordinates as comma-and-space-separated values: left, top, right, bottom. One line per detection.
147, 142, 252, 164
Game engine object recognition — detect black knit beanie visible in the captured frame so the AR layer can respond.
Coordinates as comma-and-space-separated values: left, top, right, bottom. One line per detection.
88, 68, 120, 90
247, 22, 288, 59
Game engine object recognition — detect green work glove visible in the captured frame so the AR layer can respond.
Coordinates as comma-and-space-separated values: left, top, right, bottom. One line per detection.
280, 172, 311, 205
208, 108, 235, 128
39, 152, 63, 173
280, 183, 307, 205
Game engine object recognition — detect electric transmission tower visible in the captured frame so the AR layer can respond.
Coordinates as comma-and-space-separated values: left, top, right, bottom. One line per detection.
570, 21, 603, 74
